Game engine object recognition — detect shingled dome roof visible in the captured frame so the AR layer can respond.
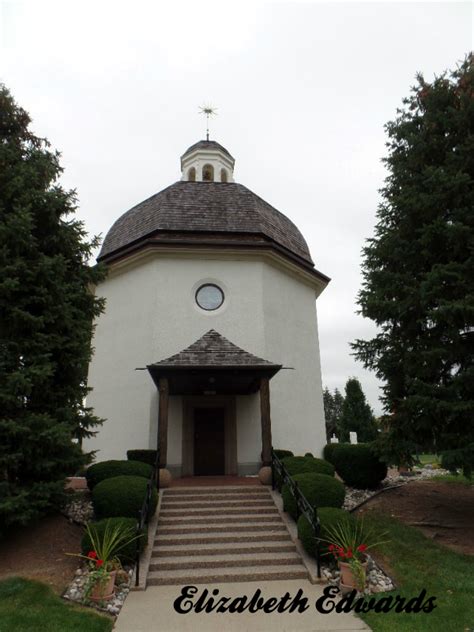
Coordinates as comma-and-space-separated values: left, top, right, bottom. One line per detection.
181, 139, 234, 160
98, 181, 314, 264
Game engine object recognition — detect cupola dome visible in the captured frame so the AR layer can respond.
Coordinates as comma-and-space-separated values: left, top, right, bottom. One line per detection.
181, 140, 235, 183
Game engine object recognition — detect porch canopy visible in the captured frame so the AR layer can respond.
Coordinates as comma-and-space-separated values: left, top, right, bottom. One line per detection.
145, 329, 282, 469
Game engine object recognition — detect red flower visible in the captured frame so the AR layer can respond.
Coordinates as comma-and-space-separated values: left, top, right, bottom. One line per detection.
87, 551, 97, 559
357, 544, 368, 552
329, 545, 335, 551
346, 549, 353, 559
96, 559, 104, 567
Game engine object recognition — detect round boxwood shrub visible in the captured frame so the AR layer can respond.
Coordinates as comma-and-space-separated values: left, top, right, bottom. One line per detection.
92, 475, 158, 520
85, 460, 152, 490
282, 456, 335, 478
297, 507, 355, 559
273, 449, 294, 460
323, 443, 346, 465
81, 517, 147, 563
126, 450, 157, 466
331, 444, 388, 489
281, 472, 345, 520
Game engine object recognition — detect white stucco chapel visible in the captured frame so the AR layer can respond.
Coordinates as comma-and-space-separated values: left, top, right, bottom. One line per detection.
84, 139, 330, 481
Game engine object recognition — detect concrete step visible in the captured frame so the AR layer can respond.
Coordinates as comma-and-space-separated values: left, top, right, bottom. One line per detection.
149, 553, 303, 571
158, 514, 281, 526
154, 532, 293, 546
159, 507, 279, 517
152, 542, 297, 557
163, 487, 268, 496
156, 523, 287, 535
160, 500, 275, 509
147, 565, 308, 585
162, 494, 271, 503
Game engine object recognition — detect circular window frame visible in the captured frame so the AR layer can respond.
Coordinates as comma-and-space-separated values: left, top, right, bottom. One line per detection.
195, 283, 225, 312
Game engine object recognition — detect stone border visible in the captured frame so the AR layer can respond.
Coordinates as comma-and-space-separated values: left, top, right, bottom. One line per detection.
130, 489, 162, 591
269, 488, 323, 585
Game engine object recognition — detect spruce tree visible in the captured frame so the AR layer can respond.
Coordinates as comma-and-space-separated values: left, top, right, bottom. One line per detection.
323, 387, 336, 440
339, 378, 378, 443
0, 85, 106, 531
352, 55, 474, 472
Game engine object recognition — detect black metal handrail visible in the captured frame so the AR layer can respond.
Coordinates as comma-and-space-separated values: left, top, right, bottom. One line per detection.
135, 449, 160, 586
271, 449, 321, 578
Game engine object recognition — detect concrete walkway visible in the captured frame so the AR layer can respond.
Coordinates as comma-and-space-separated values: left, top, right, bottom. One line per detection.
113, 579, 371, 632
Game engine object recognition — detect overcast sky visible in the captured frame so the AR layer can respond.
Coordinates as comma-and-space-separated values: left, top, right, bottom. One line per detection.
1, 1, 472, 415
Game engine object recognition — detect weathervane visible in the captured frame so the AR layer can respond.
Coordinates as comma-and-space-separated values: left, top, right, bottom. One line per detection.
199, 104, 218, 141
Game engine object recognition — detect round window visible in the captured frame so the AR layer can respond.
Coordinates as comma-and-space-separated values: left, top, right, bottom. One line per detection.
195, 284, 224, 311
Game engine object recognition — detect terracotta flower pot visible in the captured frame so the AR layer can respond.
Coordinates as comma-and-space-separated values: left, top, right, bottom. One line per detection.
89, 570, 116, 602
338, 560, 367, 591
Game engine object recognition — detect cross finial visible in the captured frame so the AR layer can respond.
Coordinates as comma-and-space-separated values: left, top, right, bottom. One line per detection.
199, 104, 218, 141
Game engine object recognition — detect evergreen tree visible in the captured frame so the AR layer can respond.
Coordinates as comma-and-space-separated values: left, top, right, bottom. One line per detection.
0, 85, 106, 531
333, 388, 345, 437
352, 55, 474, 472
323, 386, 346, 441
323, 387, 336, 440
339, 378, 378, 443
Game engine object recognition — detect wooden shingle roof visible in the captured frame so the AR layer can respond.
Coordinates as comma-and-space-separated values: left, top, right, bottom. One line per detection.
148, 329, 281, 369
181, 140, 234, 160
98, 181, 314, 265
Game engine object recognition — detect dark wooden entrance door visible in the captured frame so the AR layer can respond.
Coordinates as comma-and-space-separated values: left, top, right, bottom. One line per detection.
193, 407, 225, 475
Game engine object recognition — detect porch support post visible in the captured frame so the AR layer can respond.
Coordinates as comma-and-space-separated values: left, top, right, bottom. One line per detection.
259, 376, 272, 467
157, 377, 169, 468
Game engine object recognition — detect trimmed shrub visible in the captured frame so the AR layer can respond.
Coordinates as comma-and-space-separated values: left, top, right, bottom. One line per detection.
304, 452, 314, 458
281, 472, 345, 520
273, 449, 294, 460
323, 443, 345, 465
282, 456, 335, 478
85, 460, 152, 490
331, 444, 387, 489
81, 517, 147, 563
126, 450, 158, 466
297, 507, 355, 559
92, 475, 158, 520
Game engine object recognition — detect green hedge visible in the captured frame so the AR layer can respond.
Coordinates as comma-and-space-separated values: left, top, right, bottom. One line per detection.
297, 507, 355, 559
273, 449, 294, 460
86, 460, 152, 490
126, 450, 158, 466
282, 456, 335, 477
281, 472, 345, 520
323, 443, 344, 465
81, 517, 147, 564
331, 444, 388, 489
92, 475, 158, 520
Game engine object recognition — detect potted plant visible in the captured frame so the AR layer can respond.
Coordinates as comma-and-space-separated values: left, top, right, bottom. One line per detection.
323, 518, 389, 592
70, 520, 142, 604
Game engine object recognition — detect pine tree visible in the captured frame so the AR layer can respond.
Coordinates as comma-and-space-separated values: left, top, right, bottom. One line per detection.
323, 387, 346, 441
333, 388, 345, 438
323, 387, 336, 440
339, 378, 378, 443
352, 55, 474, 472
0, 85, 106, 531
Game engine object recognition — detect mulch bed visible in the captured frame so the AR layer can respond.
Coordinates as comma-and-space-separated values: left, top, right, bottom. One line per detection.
0, 514, 83, 594
356, 480, 474, 556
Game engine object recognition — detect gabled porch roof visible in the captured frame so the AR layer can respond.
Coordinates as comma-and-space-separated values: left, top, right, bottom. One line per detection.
146, 329, 282, 395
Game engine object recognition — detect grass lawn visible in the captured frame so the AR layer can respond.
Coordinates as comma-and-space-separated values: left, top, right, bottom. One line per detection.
0, 577, 113, 632
357, 512, 474, 632
429, 474, 473, 486
414, 453, 440, 466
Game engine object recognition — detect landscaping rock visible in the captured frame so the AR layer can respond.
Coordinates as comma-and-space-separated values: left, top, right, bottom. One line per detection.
63, 564, 133, 616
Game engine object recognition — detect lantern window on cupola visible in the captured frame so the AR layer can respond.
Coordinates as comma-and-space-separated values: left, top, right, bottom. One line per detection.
202, 164, 214, 181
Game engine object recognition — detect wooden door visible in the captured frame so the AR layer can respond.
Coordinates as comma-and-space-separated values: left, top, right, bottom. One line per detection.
193, 407, 225, 475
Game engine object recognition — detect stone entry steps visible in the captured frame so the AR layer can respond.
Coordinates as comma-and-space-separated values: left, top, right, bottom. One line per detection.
147, 486, 309, 586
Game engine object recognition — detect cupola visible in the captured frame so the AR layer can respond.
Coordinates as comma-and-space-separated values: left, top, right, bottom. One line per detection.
181, 140, 235, 183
